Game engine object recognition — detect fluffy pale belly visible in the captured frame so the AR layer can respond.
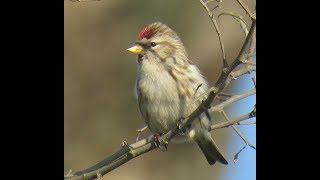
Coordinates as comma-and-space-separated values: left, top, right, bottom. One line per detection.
143, 99, 184, 133
139, 89, 209, 137
137, 71, 189, 133
136, 63, 207, 134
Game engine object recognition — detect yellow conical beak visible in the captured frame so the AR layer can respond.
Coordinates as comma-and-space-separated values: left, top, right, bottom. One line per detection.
126, 45, 144, 55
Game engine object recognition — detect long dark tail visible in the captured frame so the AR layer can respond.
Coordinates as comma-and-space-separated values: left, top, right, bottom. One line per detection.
196, 133, 228, 165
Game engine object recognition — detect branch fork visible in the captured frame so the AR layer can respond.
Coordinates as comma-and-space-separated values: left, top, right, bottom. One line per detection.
65, 1, 256, 179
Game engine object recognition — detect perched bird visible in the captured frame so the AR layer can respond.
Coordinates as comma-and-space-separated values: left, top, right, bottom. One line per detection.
127, 22, 228, 165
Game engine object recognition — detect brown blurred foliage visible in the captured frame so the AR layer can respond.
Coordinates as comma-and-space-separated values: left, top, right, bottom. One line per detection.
64, 0, 255, 179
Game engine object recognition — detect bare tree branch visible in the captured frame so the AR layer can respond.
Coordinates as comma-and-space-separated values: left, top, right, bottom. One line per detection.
211, 88, 255, 112
242, 60, 256, 65
205, 0, 217, 5
220, 110, 256, 150
210, 110, 255, 130
199, 0, 228, 68
192, 64, 255, 105
64, 20, 256, 180
236, 0, 256, 20
218, 12, 249, 36
236, 120, 256, 125
224, 65, 256, 91
64, 1, 256, 179
219, 106, 256, 162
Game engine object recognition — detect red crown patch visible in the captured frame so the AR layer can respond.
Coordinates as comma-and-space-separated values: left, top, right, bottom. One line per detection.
138, 27, 156, 40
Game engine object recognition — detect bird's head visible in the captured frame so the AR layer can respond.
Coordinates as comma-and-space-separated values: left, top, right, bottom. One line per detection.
127, 22, 190, 65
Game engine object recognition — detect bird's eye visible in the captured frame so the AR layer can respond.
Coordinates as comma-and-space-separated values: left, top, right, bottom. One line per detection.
150, 42, 157, 47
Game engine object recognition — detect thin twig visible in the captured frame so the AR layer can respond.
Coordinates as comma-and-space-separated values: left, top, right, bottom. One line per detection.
205, 0, 216, 5
233, 106, 256, 163
64, 12, 257, 180
246, 21, 256, 61
221, 110, 256, 150
191, 65, 255, 106
199, 0, 228, 68
216, 92, 232, 101
211, 110, 255, 130
218, 12, 249, 36
65, 169, 73, 177
224, 65, 256, 89
243, 35, 256, 76
234, 144, 247, 163
236, 0, 256, 20
211, 88, 256, 112
251, 76, 256, 87
191, 21, 256, 107
241, 60, 256, 66
236, 120, 256, 125
218, 92, 233, 97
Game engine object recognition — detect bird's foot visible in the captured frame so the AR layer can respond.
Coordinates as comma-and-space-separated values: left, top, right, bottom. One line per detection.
153, 133, 167, 152
176, 118, 186, 134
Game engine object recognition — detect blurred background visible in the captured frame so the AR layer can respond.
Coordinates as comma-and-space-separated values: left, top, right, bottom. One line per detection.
64, 0, 256, 179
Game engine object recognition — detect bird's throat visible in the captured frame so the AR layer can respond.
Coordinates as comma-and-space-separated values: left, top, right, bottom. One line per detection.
138, 54, 143, 63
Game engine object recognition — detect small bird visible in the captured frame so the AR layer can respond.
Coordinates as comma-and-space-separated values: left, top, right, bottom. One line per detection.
127, 22, 228, 165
